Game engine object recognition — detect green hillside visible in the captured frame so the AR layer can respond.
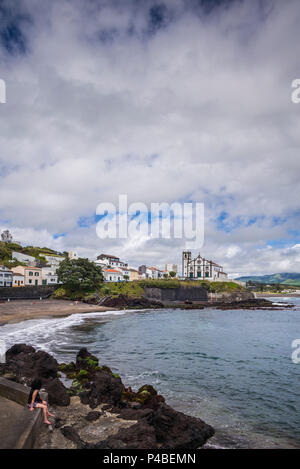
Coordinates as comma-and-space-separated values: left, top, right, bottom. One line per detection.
0, 241, 66, 267
236, 273, 300, 286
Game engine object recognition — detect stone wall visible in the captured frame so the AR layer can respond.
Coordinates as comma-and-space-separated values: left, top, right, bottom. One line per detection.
144, 286, 208, 302
0, 285, 57, 300
208, 290, 254, 303
144, 286, 254, 303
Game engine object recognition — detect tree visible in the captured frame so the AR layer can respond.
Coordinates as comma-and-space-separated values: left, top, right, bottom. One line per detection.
169, 271, 176, 278
57, 258, 104, 291
123, 275, 129, 282
1, 230, 12, 243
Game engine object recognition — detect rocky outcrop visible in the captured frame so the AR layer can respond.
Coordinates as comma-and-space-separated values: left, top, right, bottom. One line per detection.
0, 344, 70, 406
2, 345, 214, 449
214, 298, 294, 310
63, 349, 214, 449
79, 370, 123, 408
84, 294, 164, 309
103, 404, 214, 449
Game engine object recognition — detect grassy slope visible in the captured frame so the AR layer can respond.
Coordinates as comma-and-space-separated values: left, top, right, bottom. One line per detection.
0, 241, 65, 267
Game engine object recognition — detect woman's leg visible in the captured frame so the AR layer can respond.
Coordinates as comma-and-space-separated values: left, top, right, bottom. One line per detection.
42, 400, 54, 417
36, 403, 51, 424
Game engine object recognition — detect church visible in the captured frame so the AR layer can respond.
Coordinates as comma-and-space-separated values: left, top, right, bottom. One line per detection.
182, 251, 228, 281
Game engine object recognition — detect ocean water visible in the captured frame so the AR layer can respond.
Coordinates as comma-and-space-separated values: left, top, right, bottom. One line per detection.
1, 297, 300, 449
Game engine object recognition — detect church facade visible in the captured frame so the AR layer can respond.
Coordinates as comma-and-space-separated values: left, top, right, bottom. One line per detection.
182, 251, 228, 280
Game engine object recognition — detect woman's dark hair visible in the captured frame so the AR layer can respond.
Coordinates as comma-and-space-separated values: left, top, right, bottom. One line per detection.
31, 378, 42, 390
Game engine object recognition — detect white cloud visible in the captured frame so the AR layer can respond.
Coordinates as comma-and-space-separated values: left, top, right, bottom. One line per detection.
0, 0, 300, 275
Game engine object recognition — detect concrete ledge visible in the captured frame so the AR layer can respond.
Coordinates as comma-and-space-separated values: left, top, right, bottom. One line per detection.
0, 377, 48, 449
0, 376, 30, 405
14, 405, 44, 449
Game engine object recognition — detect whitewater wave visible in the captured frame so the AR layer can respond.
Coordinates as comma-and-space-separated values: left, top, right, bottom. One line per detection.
0, 310, 126, 354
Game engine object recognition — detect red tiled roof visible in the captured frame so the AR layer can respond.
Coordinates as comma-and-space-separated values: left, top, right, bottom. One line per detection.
104, 269, 122, 273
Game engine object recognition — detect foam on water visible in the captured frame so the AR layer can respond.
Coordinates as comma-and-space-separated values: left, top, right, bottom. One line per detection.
0, 310, 126, 354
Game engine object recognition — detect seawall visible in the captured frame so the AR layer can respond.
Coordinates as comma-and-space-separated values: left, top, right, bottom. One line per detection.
0, 285, 58, 300
144, 285, 208, 302
144, 285, 254, 304
0, 377, 47, 448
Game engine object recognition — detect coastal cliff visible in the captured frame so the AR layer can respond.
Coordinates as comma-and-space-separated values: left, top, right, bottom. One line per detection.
144, 285, 254, 304
80, 279, 256, 309
0, 345, 215, 449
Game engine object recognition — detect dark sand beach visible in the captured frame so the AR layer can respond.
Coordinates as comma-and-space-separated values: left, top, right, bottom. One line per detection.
0, 299, 114, 326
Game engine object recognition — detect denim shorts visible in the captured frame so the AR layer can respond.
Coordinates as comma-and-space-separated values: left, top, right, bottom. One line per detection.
27, 403, 38, 409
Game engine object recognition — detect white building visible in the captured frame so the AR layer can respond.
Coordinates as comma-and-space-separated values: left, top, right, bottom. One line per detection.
138, 265, 153, 279
13, 272, 24, 287
148, 267, 163, 279
12, 251, 36, 265
103, 268, 124, 282
68, 251, 78, 260
138, 265, 163, 279
0, 265, 13, 287
182, 251, 228, 281
42, 267, 59, 285
44, 255, 65, 267
117, 266, 130, 280
95, 254, 128, 269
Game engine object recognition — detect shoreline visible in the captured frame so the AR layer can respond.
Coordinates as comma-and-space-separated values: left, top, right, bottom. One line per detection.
0, 299, 117, 326
0, 295, 295, 326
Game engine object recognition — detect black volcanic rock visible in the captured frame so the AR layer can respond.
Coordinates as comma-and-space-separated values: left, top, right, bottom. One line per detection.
214, 298, 294, 310
1, 343, 70, 406
98, 403, 214, 449
79, 369, 123, 408
3, 345, 215, 449
85, 411, 102, 422
85, 294, 164, 309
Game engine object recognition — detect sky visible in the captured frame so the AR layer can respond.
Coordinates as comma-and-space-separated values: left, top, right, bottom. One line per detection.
0, 0, 300, 277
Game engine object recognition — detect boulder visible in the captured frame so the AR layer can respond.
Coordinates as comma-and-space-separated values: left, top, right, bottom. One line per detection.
79, 369, 123, 408
100, 295, 164, 309
99, 403, 214, 449
3, 344, 70, 406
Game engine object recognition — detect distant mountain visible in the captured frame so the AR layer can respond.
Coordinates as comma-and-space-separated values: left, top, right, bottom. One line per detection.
235, 273, 300, 286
